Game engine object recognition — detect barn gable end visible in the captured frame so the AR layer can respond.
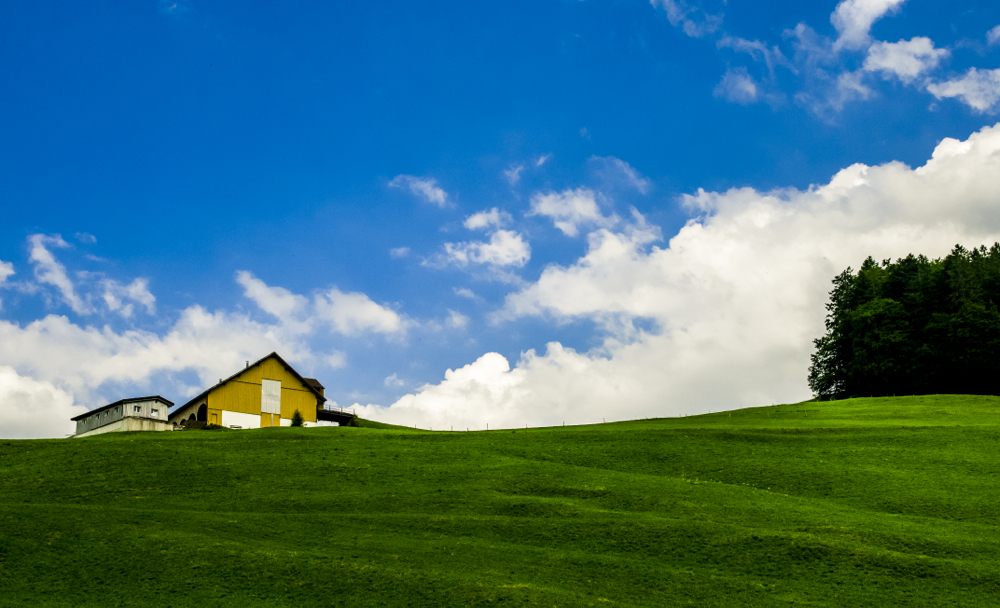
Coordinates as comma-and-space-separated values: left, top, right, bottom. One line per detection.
168, 352, 326, 429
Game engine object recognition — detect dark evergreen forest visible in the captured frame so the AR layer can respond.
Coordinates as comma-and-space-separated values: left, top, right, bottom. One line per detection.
809, 244, 1000, 399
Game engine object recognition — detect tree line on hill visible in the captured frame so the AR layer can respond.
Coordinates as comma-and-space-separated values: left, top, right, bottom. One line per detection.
809, 243, 1000, 399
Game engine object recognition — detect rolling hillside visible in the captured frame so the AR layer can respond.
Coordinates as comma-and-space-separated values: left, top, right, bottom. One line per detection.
2, 395, 999, 606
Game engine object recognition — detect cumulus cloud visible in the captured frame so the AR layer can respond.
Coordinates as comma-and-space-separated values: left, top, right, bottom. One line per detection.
0, 366, 87, 439
388, 175, 450, 208
384, 373, 406, 387
652, 0, 1000, 115
0, 305, 317, 404
28, 234, 91, 315
590, 157, 652, 194
0, 260, 13, 284
528, 188, 616, 237
988, 25, 1000, 48
713, 67, 759, 104
23, 235, 158, 318
237, 270, 407, 338
463, 208, 511, 231
717, 35, 791, 79
863, 37, 948, 83
454, 287, 478, 300
236, 271, 310, 331
536, 154, 552, 167
650, 0, 723, 39
75, 232, 97, 244
504, 164, 524, 185
439, 230, 531, 268
101, 278, 156, 318
926, 68, 1000, 112
314, 287, 406, 336
0, 260, 13, 309
0, 267, 411, 437
830, 0, 907, 51
446, 309, 470, 329
360, 123, 1000, 430
390, 247, 411, 259
326, 351, 347, 369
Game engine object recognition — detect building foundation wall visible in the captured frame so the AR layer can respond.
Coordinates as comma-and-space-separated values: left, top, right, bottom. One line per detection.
75, 417, 173, 438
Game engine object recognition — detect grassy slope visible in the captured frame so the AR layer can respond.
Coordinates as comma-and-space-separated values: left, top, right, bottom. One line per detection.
1, 395, 999, 607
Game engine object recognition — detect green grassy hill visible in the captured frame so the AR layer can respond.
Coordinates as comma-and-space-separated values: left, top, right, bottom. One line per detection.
2, 395, 999, 606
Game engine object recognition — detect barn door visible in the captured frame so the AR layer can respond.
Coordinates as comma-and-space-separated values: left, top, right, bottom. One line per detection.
261, 379, 281, 427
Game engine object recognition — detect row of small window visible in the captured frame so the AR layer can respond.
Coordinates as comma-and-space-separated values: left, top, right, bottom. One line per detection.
132, 405, 160, 417
90, 405, 160, 424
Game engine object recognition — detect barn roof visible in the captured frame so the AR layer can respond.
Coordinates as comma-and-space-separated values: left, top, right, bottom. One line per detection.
172, 351, 327, 414
71, 396, 174, 421
302, 377, 324, 390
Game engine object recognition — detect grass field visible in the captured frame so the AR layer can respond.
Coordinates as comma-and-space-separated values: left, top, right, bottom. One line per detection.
2, 395, 999, 606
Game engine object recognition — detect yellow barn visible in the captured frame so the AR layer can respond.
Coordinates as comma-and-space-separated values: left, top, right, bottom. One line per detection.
168, 352, 353, 428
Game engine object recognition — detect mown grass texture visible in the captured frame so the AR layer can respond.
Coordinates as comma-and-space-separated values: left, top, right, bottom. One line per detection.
1, 394, 999, 606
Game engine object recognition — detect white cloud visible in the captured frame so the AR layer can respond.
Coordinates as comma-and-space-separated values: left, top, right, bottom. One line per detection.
830, 0, 907, 51
158, 0, 192, 16
504, 164, 524, 185
363, 123, 1000, 430
326, 351, 347, 369
808, 70, 873, 115
454, 287, 478, 299
238, 271, 406, 338
717, 35, 791, 78
0, 305, 317, 403
384, 373, 406, 387
926, 68, 1000, 112
102, 278, 156, 318
0, 260, 14, 284
446, 309, 470, 329
590, 157, 652, 194
536, 154, 552, 167
713, 67, 759, 104
28, 234, 92, 315
863, 37, 948, 83
650, 0, 723, 39
0, 366, 87, 439
236, 271, 310, 331
314, 287, 406, 336
0, 260, 12, 311
0, 269, 408, 437
463, 208, 511, 231
528, 188, 616, 237
988, 25, 1000, 47
439, 230, 531, 268
388, 175, 450, 208
75, 232, 97, 244
390, 247, 411, 258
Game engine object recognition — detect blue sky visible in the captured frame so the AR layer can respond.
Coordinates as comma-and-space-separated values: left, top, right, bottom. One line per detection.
2, 0, 1000, 437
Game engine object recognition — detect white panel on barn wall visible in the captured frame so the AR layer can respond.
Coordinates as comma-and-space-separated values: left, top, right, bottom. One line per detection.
222, 410, 261, 429
261, 379, 281, 414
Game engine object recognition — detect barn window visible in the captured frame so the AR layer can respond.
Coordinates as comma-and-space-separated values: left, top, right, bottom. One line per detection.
261, 379, 281, 414
151, 409, 159, 417
134, 405, 141, 413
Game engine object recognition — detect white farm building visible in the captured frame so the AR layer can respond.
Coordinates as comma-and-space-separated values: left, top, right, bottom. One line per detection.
71, 396, 174, 438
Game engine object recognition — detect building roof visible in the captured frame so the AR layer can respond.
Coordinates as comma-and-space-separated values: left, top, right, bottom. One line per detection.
71, 396, 174, 421
171, 351, 327, 416
302, 377, 325, 390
